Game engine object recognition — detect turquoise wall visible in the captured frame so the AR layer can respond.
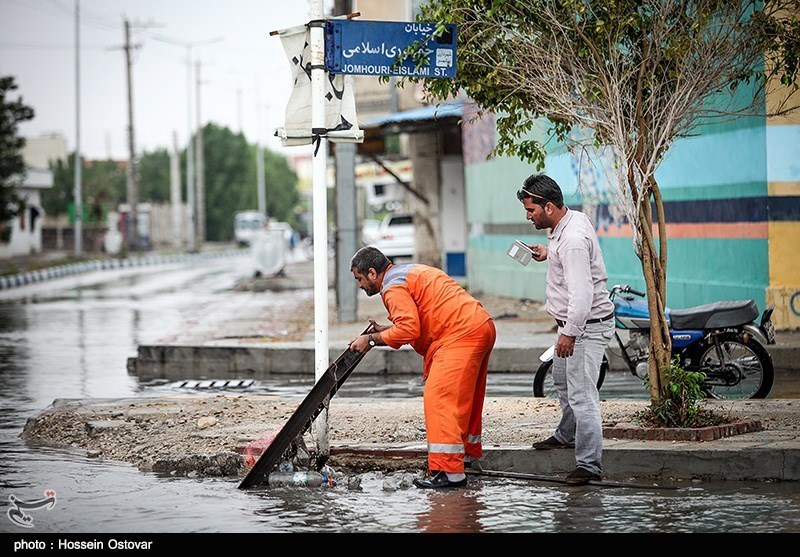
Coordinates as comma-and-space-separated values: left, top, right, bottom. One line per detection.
465, 117, 772, 312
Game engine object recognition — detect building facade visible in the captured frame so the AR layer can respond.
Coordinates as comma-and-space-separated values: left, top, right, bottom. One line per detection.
0, 168, 53, 258
462, 100, 800, 330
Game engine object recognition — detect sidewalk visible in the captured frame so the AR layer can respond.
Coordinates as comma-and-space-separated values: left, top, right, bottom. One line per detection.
128, 256, 800, 379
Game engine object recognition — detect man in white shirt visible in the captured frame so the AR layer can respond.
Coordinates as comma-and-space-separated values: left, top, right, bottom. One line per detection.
517, 174, 615, 485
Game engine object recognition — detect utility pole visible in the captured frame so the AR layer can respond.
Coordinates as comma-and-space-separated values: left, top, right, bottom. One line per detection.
170, 131, 182, 249
255, 78, 266, 217
236, 86, 243, 134
195, 60, 205, 248
73, 0, 82, 257
123, 18, 139, 252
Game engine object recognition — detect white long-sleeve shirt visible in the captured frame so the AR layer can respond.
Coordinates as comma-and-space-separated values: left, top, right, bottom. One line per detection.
544, 209, 615, 338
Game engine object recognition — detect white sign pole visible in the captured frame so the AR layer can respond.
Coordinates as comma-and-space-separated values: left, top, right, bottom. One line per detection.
310, 0, 329, 454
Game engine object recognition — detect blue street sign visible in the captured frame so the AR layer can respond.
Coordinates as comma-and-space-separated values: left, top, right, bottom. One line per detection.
325, 20, 456, 78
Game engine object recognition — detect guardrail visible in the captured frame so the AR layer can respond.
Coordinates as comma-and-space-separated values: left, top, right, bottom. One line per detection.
0, 249, 248, 291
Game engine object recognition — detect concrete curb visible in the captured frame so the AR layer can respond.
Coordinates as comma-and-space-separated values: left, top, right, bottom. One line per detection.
128, 343, 800, 380
321, 434, 800, 481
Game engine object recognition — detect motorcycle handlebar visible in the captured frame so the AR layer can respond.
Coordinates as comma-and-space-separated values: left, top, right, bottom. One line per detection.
611, 284, 646, 298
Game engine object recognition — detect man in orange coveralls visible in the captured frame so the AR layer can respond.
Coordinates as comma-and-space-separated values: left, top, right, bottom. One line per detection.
348, 246, 496, 489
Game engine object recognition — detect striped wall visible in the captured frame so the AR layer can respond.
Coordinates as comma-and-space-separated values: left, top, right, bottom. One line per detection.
462, 102, 800, 330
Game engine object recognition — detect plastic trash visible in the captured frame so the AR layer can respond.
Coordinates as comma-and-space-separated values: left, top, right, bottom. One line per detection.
243, 429, 279, 468
267, 471, 325, 487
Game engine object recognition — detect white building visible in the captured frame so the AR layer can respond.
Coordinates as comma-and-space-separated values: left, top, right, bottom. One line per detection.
22, 133, 67, 170
0, 168, 53, 258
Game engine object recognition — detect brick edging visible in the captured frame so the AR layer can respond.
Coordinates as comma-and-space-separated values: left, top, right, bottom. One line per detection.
603, 420, 763, 442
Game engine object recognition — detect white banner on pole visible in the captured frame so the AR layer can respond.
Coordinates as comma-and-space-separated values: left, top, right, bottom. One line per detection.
276, 25, 363, 147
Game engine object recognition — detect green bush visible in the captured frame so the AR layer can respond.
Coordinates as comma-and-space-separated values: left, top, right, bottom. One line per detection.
637, 358, 728, 428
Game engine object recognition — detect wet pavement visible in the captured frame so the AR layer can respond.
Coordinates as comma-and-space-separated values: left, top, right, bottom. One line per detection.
2, 248, 799, 535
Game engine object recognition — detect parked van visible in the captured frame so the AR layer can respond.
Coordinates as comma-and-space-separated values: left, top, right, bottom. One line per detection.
234, 211, 266, 247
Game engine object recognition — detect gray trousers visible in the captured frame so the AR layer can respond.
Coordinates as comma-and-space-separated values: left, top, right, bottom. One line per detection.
552, 320, 615, 475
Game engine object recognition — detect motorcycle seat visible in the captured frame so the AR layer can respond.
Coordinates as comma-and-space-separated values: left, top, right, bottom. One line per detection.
669, 299, 759, 330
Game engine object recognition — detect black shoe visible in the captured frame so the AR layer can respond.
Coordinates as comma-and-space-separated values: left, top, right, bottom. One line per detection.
413, 471, 467, 489
532, 436, 573, 450
565, 467, 601, 486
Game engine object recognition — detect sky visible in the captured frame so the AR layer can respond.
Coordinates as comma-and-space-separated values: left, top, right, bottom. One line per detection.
0, 0, 332, 161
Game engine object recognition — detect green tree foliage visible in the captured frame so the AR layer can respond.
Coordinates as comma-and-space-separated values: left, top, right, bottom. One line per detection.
417, 0, 799, 405
138, 149, 171, 203
44, 125, 300, 243
200, 123, 300, 242
47, 156, 126, 222
201, 124, 253, 242
0, 75, 35, 230
260, 146, 301, 228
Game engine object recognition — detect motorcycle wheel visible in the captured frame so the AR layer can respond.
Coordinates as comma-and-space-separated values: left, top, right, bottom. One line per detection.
693, 333, 774, 399
532, 356, 608, 398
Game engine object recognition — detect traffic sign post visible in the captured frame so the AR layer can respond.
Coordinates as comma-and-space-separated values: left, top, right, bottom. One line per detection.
325, 20, 456, 78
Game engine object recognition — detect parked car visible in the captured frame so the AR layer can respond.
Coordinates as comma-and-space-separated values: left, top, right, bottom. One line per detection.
370, 212, 414, 261
360, 218, 381, 247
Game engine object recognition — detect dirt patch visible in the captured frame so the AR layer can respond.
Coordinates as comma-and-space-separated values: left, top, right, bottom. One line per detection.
20, 395, 797, 477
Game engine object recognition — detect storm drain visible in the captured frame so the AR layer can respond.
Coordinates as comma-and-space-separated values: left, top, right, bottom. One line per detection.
174, 379, 256, 390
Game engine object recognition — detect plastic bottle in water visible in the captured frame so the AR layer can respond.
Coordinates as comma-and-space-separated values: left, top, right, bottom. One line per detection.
277, 460, 293, 473
267, 471, 325, 487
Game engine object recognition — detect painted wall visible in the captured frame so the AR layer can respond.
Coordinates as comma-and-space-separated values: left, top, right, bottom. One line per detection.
765, 101, 800, 329
462, 101, 800, 330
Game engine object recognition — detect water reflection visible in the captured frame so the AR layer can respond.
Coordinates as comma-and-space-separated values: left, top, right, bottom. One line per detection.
415, 489, 487, 533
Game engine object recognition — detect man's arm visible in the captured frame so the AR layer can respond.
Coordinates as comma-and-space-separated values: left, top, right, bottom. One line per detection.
379, 287, 421, 348
557, 244, 594, 358
348, 288, 420, 353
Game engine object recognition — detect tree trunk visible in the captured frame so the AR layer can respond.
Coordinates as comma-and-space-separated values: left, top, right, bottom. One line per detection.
629, 172, 672, 403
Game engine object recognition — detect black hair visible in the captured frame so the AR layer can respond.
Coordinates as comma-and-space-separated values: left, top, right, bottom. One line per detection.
350, 246, 391, 275
516, 174, 564, 208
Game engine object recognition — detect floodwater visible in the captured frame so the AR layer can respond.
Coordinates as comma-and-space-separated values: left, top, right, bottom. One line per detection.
1, 254, 799, 534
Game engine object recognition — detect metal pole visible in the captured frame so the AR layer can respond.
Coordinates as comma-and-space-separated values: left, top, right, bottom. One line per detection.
255, 79, 266, 217
195, 60, 205, 248
170, 131, 182, 249
310, 0, 329, 453
256, 144, 266, 217
73, 0, 82, 257
335, 142, 357, 322
185, 45, 196, 252
124, 18, 138, 252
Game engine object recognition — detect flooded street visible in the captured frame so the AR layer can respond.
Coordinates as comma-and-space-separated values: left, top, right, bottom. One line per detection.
1, 253, 799, 534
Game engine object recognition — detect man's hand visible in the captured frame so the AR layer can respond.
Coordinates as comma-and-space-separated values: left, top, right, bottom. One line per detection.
530, 244, 547, 262
555, 333, 576, 358
348, 334, 371, 353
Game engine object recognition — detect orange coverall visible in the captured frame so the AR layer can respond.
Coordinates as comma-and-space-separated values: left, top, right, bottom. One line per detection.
379, 263, 496, 473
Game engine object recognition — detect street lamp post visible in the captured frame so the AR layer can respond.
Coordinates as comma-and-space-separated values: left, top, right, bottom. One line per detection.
74, 0, 82, 257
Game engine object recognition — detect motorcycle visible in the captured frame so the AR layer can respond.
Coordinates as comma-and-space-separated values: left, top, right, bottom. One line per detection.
533, 284, 776, 399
